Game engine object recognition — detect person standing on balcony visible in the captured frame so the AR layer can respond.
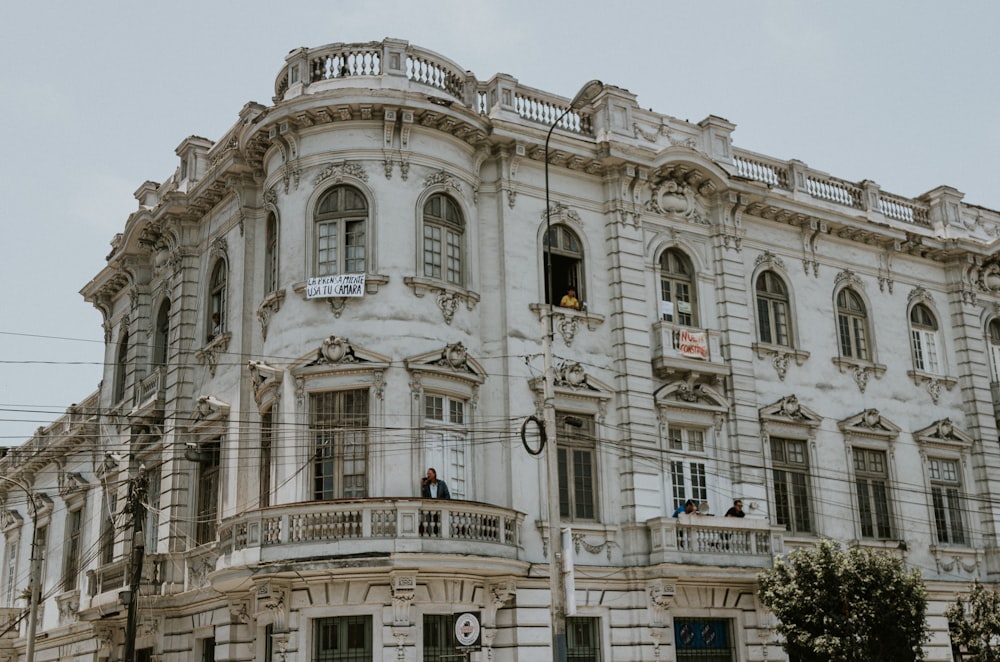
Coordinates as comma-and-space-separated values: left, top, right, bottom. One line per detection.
421, 468, 451, 499
725, 499, 745, 517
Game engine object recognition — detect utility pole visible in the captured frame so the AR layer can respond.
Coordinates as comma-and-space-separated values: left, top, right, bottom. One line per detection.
122, 465, 147, 662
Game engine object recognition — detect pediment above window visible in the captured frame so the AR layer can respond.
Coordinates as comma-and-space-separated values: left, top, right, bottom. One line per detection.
913, 418, 974, 451
191, 395, 231, 437
528, 364, 612, 421
248, 360, 284, 407
654, 378, 729, 415
759, 395, 822, 429
58, 471, 90, 503
292, 336, 391, 374
404, 343, 486, 384
837, 408, 901, 441
0, 509, 22, 533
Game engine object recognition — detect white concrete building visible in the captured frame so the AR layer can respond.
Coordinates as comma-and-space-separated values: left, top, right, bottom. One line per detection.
1, 37, 999, 661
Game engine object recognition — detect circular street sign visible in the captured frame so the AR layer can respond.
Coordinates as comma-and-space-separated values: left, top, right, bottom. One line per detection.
454, 612, 481, 647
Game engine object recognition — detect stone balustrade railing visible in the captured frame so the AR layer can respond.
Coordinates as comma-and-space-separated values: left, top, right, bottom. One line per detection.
136, 368, 163, 406
734, 147, 933, 228
218, 499, 524, 563
647, 514, 784, 567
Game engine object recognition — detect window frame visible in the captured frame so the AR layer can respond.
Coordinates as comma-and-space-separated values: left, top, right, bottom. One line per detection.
62, 506, 84, 591
988, 318, 1000, 382
421, 192, 465, 287
543, 223, 586, 306
195, 440, 221, 545
313, 614, 372, 662
112, 327, 130, 404
313, 185, 369, 277
928, 457, 966, 545
310, 389, 370, 501
567, 616, 602, 662
207, 258, 228, 343
853, 447, 894, 539
659, 248, 698, 326
265, 211, 279, 294
835, 287, 870, 360
755, 269, 791, 346
909, 302, 941, 375
770, 436, 813, 535
153, 299, 171, 367
557, 412, 599, 522
422, 393, 470, 500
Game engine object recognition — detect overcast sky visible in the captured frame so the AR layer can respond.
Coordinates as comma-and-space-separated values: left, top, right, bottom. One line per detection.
1, 1, 997, 444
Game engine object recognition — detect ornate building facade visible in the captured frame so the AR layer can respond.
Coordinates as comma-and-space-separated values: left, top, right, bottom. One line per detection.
1, 38, 999, 661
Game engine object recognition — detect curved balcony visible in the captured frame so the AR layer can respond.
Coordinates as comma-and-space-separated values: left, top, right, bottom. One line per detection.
218, 499, 526, 567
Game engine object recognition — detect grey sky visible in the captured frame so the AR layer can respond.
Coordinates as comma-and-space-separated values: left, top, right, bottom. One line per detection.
1, 1, 997, 443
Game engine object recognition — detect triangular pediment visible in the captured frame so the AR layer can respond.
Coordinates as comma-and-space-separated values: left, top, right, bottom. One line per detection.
404, 343, 486, 384
654, 379, 730, 414
759, 395, 822, 428
291, 336, 392, 375
838, 408, 901, 440
913, 418, 975, 449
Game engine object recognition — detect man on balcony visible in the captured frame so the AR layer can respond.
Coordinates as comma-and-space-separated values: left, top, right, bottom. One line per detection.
421, 468, 451, 499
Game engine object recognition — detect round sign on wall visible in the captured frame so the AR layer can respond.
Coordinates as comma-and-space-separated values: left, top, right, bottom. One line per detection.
454, 612, 481, 649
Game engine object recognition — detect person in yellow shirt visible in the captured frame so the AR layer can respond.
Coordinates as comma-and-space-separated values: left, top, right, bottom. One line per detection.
559, 287, 581, 310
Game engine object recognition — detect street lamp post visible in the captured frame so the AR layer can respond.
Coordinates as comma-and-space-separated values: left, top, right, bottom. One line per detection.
0, 476, 41, 662
541, 79, 603, 662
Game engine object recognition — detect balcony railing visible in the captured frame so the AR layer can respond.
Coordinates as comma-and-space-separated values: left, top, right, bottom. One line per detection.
218, 499, 525, 565
647, 514, 784, 567
651, 321, 728, 382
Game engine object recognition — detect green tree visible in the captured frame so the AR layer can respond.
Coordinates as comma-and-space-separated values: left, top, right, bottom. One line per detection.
947, 581, 1000, 661
758, 538, 928, 662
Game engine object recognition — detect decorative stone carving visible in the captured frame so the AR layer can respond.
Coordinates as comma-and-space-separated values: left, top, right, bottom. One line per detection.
436, 290, 459, 324
645, 178, 706, 224
390, 571, 417, 626
313, 161, 368, 185
257, 289, 285, 339
423, 170, 463, 194
647, 579, 675, 627
56, 590, 80, 623
254, 581, 290, 632
321, 336, 357, 364
557, 314, 579, 346
572, 531, 615, 560
195, 332, 231, 377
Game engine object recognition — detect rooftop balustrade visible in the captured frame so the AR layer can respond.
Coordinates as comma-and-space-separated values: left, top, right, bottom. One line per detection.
217, 498, 525, 567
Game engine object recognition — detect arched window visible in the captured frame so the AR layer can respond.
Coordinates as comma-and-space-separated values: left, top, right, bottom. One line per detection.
153, 300, 170, 366
422, 194, 464, 286
315, 185, 367, 276
988, 320, 1000, 381
544, 225, 584, 306
113, 330, 129, 403
264, 212, 279, 293
909, 304, 940, 374
756, 271, 790, 346
836, 288, 869, 359
660, 249, 697, 326
208, 260, 227, 342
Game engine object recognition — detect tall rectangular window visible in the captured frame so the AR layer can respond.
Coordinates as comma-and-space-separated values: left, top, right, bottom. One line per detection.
145, 466, 161, 552
99, 486, 117, 565
423, 614, 454, 662
260, 408, 274, 508
669, 462, 708, 510
3, 538, 18, 606
557, 413, 597, 521
929, 458, 966, 545
201, 637, 216, 662
63, 508, 83, 591
35, 525, 48, 591
311, 390, 369, 500
854, 448, 893, 539
424, 394, 469, 499
771, 437, 812, 534
568, 617, 601, 662
196, 442, 221, 544
314, 615, 372, 662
